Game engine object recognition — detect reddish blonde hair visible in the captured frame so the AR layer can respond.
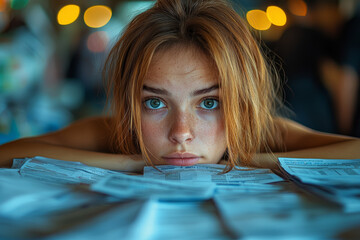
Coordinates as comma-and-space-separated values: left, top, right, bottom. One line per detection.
104, 0, 282, 171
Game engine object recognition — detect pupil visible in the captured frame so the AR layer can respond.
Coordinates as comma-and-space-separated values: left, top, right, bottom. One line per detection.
151, 99, 160, 108
204, 100, 214, 108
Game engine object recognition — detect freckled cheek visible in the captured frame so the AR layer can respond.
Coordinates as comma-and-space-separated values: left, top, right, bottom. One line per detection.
198, 114, 226, 162
141, 114, 167, 143
196, 113, 225, 143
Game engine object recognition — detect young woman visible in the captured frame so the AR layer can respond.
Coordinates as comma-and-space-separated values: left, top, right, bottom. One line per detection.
0, 0, 359, 172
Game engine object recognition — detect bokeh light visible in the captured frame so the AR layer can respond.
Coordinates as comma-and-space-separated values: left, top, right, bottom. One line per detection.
57, 5, 80, 26
288, 0, 307, 16
86, 31, 109, 53
0, 0, 6, 12
10, 0, 29, 10
266, 6, 287, 26
246, 9, 271, 31
84, 5, 112, 28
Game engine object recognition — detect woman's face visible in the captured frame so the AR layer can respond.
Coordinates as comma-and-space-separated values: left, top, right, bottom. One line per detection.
141, 46, 227, 166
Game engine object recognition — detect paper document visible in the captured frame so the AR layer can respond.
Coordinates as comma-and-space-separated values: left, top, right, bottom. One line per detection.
46, 199, 156, 240
11, 158, 30, 169
214, 182, 282, 194
0, 168, 21, 177
279, 158, 360, 185
18, 156, 121, 185
278, 158, 360, 212
214, 192, 360, 238
0, 174, 102, 219
143, 164, 283, 184
147, 201, 231, 240
91, 174, 215, 200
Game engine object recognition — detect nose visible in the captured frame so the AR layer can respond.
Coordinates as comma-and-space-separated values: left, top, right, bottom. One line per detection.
168, 111, 194, 144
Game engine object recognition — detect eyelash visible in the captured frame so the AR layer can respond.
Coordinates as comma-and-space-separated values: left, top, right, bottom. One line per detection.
142, 97, 220, 112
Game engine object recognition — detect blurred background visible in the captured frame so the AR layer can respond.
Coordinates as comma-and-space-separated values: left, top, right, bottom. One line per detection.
0, 0, 359, 145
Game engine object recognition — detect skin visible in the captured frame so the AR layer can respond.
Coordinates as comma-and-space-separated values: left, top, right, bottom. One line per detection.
0, 47, 359, 171
141, 46, 227, 166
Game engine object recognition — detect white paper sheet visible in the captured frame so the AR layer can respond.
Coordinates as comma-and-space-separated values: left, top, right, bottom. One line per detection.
278, 158, 360, 212
46, 199, 157, 240
91, 173, 215, 200
147, 201, 231, 240
214, 192, 360, 238
143, 164, 283, 184
0, 174, 101, 219
279, 158, 360, 185
18, 156, 121, 185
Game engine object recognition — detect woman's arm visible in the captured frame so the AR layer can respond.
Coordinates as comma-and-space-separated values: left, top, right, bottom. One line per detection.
252, 118, 360, 169
0, 117, 145, 171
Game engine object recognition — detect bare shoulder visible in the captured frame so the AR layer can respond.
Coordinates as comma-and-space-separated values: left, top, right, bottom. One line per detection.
273, 117, 355, 151
32, 116, 115, 152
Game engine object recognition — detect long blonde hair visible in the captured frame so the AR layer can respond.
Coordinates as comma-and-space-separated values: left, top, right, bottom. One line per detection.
104, 0, 283, 170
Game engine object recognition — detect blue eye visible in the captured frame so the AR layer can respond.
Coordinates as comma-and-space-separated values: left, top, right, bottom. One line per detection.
200, 99, 219, 110
144, 98, 166, 110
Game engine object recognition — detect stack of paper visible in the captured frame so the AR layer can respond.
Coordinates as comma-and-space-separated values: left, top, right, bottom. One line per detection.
43, 200, 232, 240
143, 164, 283, 183
16, 156, 121, 185
3, 156, 359, 239
278, 158, 360, 212
9, 157, 217, 201
214, 191, 360, 239
45, 200, 156, 240
0, 173, 102, 220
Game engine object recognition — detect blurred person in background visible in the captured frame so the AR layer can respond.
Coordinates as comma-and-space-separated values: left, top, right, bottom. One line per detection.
274, 0, 358, 135
0, 2, 74, 144
0, 1, 108, 145
338, 2, 360, 137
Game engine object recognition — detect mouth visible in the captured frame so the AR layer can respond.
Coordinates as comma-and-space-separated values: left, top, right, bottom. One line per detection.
162, 152, 201, 166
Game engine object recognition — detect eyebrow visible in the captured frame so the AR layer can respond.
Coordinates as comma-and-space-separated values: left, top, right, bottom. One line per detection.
192, 84, 219, 96
143, 84, 219, 96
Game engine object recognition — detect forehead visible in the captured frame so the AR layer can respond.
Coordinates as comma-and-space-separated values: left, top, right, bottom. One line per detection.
144, 45, 218, 88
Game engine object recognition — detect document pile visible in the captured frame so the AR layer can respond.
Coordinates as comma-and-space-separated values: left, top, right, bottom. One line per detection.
278, 158, 360, 212
214, 191, 360, 239
13, 156, 120, 185
2, 156, 360, 239
42, 200, 229, 240
0, 173, 102, 220
0, 156, 285, 239
5, 156, 216, 201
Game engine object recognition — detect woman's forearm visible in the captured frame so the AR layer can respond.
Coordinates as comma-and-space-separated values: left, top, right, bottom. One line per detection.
0, 139, 145, 171
252, 139, 360, 170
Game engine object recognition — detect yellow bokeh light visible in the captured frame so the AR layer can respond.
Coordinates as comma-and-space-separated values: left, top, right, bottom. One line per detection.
266, 6, 287, 26
246, 10, 271, 31
288, 0, 307, 16
0, 0, 6, 12
57, 5, 80, 25
84, 5, 112, 28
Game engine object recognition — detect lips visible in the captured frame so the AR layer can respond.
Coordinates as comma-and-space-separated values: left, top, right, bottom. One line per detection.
162, 152, 201, 166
